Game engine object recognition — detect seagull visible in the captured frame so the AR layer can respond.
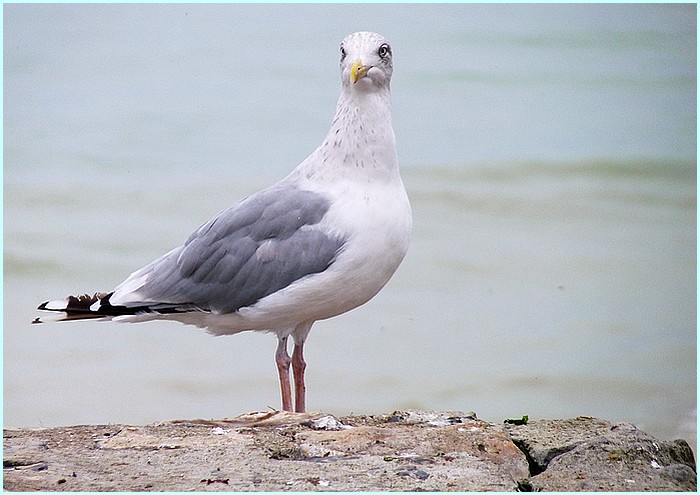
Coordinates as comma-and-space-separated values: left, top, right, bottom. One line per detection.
36, 31, 412, 414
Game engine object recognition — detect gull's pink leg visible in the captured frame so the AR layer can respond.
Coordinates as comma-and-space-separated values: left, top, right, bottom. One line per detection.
292, 342, 306, 413
275, 335, 293, 412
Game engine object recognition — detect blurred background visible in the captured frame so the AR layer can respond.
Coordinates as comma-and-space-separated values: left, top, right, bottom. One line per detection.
4, 4, 696, 452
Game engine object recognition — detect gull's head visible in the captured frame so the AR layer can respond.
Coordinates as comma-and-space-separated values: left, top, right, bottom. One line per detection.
339, 32, 393, 92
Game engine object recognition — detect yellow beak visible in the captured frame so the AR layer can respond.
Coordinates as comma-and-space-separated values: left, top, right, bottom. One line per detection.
350, 58, 370, 84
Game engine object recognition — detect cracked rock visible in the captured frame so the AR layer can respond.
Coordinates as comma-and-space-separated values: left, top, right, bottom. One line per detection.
505, 416, 696, 491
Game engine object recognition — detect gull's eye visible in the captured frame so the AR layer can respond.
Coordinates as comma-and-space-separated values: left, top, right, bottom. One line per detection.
340, 45, 346, 61
378, 44, 391, 58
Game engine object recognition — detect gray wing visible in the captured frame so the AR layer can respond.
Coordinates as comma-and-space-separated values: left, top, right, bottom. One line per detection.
115, 183, 345, 314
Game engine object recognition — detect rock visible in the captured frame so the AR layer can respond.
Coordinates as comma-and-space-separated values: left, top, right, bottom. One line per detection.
302, 414, 352, 431
505, 416, 697, 491
3, 411, 695, 491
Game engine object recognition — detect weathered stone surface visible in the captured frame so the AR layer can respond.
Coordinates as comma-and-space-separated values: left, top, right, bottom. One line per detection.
505, 416, 697, 492
3, 411, 695, 492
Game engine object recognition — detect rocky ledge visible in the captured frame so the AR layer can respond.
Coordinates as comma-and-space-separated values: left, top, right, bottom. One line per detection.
3, 410, 696, 492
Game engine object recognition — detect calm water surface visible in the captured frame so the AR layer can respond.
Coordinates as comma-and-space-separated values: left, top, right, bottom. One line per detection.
4, 4, 696, 451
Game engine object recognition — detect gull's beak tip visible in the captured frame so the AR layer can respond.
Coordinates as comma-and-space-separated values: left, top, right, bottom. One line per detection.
350, 58, 370, 84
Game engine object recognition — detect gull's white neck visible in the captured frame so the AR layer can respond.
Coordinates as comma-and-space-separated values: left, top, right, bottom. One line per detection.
294, 86, 398, 183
